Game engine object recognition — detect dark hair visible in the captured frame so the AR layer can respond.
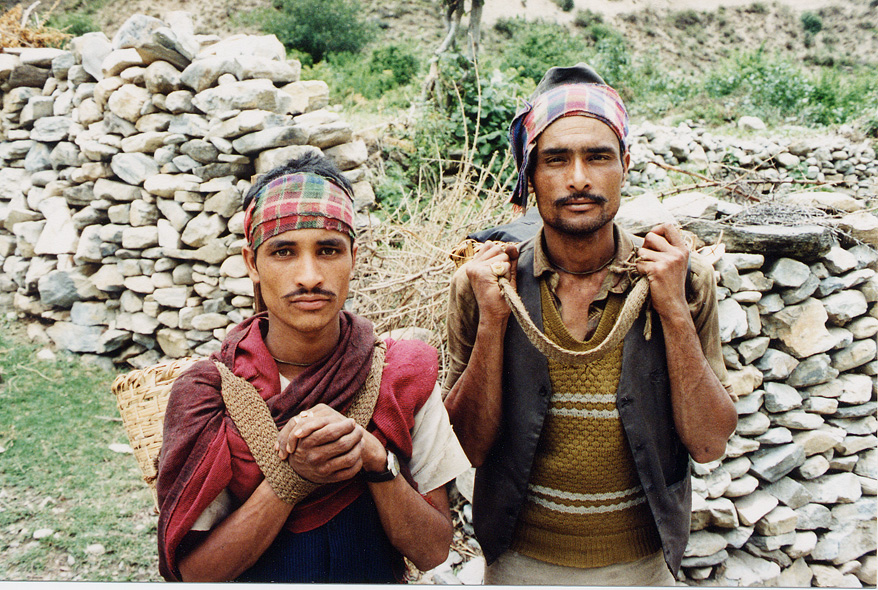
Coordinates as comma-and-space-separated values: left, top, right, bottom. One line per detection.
242, 151, 354, 211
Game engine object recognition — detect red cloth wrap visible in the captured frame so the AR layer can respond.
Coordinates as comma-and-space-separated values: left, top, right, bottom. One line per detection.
155, 311, 438, 581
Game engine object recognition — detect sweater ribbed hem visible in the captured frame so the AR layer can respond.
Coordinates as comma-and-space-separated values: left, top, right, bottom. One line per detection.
511, 521, 662, 569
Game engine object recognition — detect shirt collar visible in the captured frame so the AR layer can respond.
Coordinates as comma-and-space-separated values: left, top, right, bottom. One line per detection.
533, 223, 637, 297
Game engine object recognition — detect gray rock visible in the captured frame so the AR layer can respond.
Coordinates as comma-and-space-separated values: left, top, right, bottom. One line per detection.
767, 257, 812, 288
831, 339, 877, 372
796, 455, 830, 479
772, 410, 825, 430
802, 472, 863, 504
838, 374, 875, 405
823, 290, 869, 325
776, 557, 814, 586
812, 519, 876, 565
684, 220, 834, 261
755, 427, 793, 445
750, 443, 806, 483
786, 354, 838, 388
755, 348, 799, 380
794, 503, 832, 531
111, 153, 159, 186
738, 336, 770, 364
232, 125, 311, 156
763, 382, 803, 413
735, 411, 771, 436
717, 298, 748, 342
762, 298, 835, 359
735, 489, 779, 526
715, 549, 781, 587
781, 273, 819, 305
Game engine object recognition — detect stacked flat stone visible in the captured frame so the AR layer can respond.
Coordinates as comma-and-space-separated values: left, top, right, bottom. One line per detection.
624, 119, 878, 204
621, 192, 877, 587
0, 13, 375, 369
0, 16, 876, 587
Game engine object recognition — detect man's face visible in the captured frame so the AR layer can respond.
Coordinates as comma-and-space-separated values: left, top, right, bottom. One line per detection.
530, 115, 629, 239
243, 227, 356, 341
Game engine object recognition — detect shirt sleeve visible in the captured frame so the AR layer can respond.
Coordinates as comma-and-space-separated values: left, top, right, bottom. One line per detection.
190, 488, 235, 532
442, 263, 481, 397
687, 251, 736, 400
408, 383, 471, 493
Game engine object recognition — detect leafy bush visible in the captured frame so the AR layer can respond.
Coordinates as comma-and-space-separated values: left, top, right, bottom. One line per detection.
258, 0, 376, 63
552, 0, 574, 12
47, 11, 99, 36
369, 44, 420, 89
493, 18, 587, 84
671, 9, 701, 30
574, 8, 604, 28
425, 53, 520, 174
301, 45, 420, 105
801, 11, 823, 34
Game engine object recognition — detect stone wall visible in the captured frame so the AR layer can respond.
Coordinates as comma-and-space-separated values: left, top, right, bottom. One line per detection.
0, 13, 375, 369
1, 14, 877, 588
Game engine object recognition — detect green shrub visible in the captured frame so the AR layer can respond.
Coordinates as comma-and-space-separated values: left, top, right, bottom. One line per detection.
369, 44, 420, 88
745, 2, 769, 14
258, 0, 376, 63
801, 11, 823, 34
301, 46, 420, 105
46, 11, 99, 36
427, 53, 520, 172
493, 18, 588, 84
574, 8, 604, 28
671, 9, 701, 30
552, 0, 574, 12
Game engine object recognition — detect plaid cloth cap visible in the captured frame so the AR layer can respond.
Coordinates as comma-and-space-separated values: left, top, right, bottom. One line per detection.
508, 82, 629, 209
244, 172, 356, 251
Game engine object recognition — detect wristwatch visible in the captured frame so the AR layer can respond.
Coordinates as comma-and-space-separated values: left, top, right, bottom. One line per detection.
363, 449, 399, 483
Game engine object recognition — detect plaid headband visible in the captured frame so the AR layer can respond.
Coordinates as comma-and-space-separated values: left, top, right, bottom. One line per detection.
508, 83, 629, 209
244, 172, 356, 251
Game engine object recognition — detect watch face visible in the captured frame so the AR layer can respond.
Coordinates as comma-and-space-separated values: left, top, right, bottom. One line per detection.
387, 451, 400, 476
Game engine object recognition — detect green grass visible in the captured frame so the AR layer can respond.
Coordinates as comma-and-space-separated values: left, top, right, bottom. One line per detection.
0, 322, 158, 581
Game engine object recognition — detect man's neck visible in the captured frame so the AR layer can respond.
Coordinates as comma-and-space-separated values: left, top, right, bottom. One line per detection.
264, 314, 341, 376
542, 223, 616, 275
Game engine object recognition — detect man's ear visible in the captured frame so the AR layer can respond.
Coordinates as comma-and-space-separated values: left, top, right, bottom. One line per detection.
623, 150, 631, 174
242, 245, 260, 284
350, 241, 358, 276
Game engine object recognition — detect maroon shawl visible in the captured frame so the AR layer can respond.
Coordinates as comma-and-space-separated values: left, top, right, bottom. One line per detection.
156, 311, 438, 581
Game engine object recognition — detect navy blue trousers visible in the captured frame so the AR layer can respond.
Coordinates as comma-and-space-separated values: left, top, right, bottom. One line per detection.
236, 492, 402, 583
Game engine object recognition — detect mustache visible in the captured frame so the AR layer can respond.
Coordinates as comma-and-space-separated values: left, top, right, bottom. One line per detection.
555, 192, 608, 206
283, 287, 336, 300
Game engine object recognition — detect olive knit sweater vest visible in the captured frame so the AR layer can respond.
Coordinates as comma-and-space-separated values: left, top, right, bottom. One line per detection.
510, 279, 662, 568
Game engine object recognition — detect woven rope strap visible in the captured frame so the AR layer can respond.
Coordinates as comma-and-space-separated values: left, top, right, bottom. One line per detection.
213, 340, 386, 505
493, 266, 650, 366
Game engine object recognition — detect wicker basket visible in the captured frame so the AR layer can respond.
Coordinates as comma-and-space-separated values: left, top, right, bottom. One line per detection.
111, 357, 201, 511
449, 238, 481, 269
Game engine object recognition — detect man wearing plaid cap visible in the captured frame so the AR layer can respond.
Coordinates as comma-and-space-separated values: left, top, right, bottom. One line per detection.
157, 153, 469, 582
443, 64, 737, 584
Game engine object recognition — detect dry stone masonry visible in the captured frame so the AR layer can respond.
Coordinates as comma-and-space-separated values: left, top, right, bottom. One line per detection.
1, 13, 876, 588
1, 13, 376, 370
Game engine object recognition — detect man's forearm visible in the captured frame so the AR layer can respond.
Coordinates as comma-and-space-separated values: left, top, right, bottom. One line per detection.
370, 481, 453, 571
661, 311, 737, 463
443, 317, 507, 467
177, 480, 293, 582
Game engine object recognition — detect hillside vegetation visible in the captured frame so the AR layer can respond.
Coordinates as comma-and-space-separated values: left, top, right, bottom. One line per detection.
6, 0, 878, 209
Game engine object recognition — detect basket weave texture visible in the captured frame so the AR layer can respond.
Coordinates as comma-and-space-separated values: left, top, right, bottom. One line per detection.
111, 357, 200, 511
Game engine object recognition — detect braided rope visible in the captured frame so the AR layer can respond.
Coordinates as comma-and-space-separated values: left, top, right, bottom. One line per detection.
493, 261, 650, 365
213, 340, 386, 505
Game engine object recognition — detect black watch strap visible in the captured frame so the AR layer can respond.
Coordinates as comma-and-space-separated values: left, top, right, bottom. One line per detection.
363, 450, 399, 483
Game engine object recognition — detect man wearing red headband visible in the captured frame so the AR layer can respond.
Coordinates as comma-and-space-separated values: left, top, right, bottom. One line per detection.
157, 153, 469, 582
443, 64, 737, 584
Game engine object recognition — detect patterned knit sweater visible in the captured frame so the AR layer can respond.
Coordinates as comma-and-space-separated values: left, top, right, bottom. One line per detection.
510, 280, 662, 568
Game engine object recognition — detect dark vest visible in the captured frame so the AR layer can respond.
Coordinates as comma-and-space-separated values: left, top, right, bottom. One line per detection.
471, 238, 692, 574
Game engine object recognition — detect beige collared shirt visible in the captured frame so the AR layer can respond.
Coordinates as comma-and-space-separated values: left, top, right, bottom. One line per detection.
442, 223, 733, 398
